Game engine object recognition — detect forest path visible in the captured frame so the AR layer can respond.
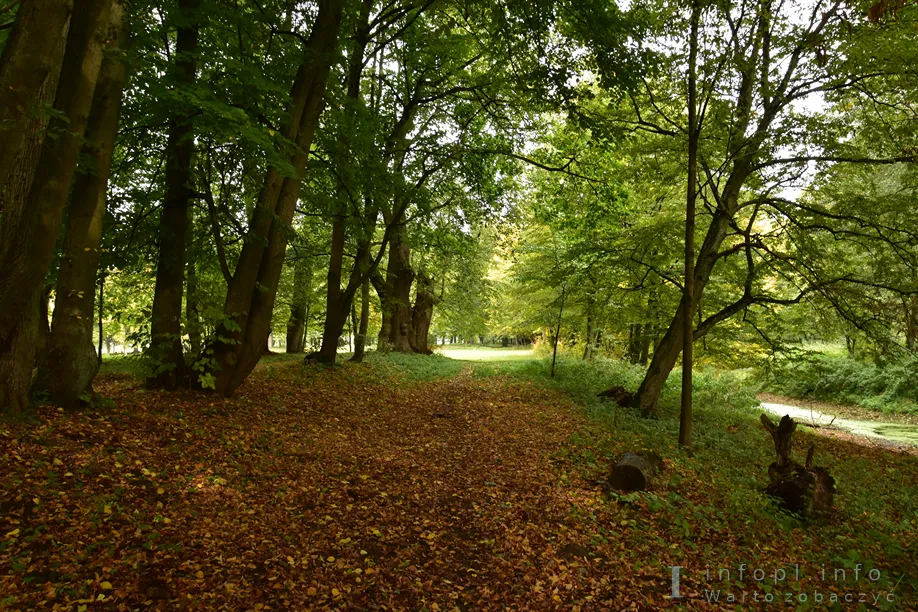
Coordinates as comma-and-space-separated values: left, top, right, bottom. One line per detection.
0, 362, 643, 610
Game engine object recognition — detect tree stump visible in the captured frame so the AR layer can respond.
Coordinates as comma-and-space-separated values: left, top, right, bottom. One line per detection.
597, 385, 634, 408
760, 414, 835, 516
607, 451, 663, 492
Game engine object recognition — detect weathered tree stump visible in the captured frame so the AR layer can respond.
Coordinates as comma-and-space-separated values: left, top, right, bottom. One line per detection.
608, 451, 663, 492
597, 385, 634, 408
760, 414, 835, 516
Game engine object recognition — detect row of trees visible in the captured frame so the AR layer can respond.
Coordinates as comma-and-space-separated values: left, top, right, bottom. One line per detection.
2, 0, 915, 454
0, 0, 638, 412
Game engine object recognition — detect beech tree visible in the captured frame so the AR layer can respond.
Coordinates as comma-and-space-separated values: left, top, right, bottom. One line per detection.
0, 0, 115, 412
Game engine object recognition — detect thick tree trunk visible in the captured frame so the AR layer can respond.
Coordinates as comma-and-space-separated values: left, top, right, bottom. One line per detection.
0, 0, 72, 202
0, 292, 41, 415
286, 256, 311, 353
410, 271, 435, 354
211, 0, 345, 396
386, 239, 416, 353
34, 1, 127, 409
0, 0, 110, 340
0, 0, 111, 413
350, 278, 370, 362
315, 216, 348, 362
372, 271, 393, 350
147, 0, 199, 388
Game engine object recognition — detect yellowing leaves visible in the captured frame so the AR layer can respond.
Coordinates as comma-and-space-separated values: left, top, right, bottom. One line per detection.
100, 581, 113, 590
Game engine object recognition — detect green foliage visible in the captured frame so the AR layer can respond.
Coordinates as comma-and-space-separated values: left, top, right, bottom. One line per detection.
765, 353, 918, 415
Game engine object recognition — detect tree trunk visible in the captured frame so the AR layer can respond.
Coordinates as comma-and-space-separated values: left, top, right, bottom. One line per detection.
386, 238, 416, 353
211, 0, 345, 396
313, 0, 374, 364
0, 291, 41, 415
639, 329, 651, 366
551, 284, 566, 378
410, 271, 435, 354
627, 323, 642, 364
633, 207, 734, 415
147, 0, 199, 388
583, 302, 594, 360
0, 0, 72, 203
286, 256, 311, 353
679, 0, 700, 449
0, 0, 111, 341
98, 275, 104, 363
315, 215, 348, 362
350, 278, 370, 362
607, 451, 663, 493
186, 259, 201, 355
760, 414, 835, 516
34, 1, 127, 408
372, 271, 393, 350
905, 295, 917, 351
0, 0, 112, 413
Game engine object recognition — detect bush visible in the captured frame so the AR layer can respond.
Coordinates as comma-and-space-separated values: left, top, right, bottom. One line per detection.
764, 353, 918, 414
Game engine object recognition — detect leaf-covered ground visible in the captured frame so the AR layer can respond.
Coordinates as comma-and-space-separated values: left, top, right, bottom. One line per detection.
1, 354, 917, 610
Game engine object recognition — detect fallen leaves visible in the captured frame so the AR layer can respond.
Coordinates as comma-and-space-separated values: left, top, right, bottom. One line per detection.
0, 358, 915, 610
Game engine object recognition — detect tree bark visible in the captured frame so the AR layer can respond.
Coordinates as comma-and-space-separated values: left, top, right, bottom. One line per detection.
679, 0, 700, 449
905, 295, 917, 351
147, 0, 200, 388
0, 0, 73, 204
760, 414, 835, 516
0, 0, 112, 413
186, 258, 201, 355
551, 284, 566, 378
350, 278, 370, 362
211, 0, 345, 396
372, 271, 393, 350
286, 255, 311, 353
633, 206, 734, 415
386, 238, 416, 353
583, 300, 594, 360
313, 0, 374, 364
34, 0, 127, 409
410, 271, 436, 354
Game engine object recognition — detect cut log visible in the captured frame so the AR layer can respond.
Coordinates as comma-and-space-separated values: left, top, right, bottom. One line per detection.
597, 385, 634, 408
607, 451, 663, 492
760, 414, 835, 516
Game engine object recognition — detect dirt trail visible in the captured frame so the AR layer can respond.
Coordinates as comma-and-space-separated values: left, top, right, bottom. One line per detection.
0, 365, 632, 610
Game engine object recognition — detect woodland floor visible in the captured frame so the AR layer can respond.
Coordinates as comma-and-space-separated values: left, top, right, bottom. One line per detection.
1, 352, 917, 610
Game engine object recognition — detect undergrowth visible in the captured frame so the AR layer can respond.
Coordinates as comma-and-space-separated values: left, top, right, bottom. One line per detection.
764, 353, 918, 415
